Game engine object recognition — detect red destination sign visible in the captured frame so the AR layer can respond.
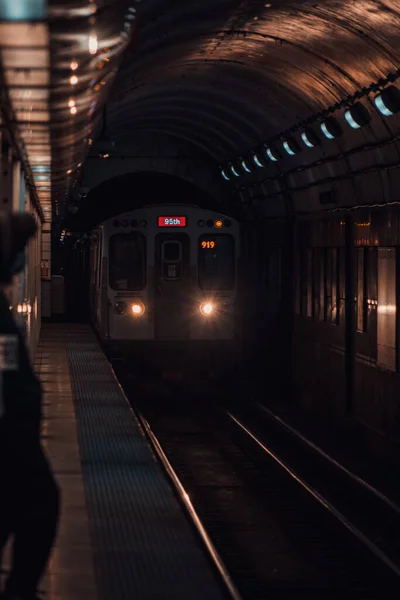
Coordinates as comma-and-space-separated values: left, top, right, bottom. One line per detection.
158, 216, 187, 227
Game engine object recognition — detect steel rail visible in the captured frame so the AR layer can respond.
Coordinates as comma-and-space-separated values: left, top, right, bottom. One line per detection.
256, 402, 400, 516
227, 411, 400, 578
134, 410, 243, 600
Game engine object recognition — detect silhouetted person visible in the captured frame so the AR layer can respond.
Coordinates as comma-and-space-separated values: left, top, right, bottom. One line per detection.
0, 213, 59, 600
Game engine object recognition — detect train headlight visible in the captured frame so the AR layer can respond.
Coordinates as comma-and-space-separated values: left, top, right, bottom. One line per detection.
200, 302, 213, 316
115, 301, 127, 315
131, 302, 145, 316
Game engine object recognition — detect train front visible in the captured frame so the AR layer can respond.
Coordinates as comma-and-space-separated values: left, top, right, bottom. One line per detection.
103, 206, 241, 380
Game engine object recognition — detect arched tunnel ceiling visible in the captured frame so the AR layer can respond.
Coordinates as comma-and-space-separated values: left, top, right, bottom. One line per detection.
83, 0, 400, 219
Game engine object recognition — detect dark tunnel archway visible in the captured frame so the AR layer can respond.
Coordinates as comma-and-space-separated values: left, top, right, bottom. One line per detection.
65, 171, 239, 233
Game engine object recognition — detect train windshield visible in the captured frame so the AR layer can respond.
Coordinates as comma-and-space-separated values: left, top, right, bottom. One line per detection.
109, 232, 146, 290
198, 234, 235, 291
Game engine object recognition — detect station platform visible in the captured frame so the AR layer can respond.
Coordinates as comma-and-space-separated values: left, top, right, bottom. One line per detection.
31, 323, 226, 600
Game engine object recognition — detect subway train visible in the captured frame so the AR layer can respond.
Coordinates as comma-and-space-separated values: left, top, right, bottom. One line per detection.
77, 204, 241, 377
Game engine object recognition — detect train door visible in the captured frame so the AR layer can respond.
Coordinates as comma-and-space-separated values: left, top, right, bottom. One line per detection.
154, 233, 191, 339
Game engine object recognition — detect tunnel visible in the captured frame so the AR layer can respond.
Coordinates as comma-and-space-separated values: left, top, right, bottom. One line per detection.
58, 1, 400, 459
1, 2, 400, 598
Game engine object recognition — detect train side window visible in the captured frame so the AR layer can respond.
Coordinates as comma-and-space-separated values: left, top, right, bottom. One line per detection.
312, 248, 320, 319
325, 248, 332, 322
356, 248, 366, 333
331, 248, 339, 324
377, 247, 396, 371
338, 247, 346, 325
198, 234, 235, 291
109, 232, 146, 291
367, 247, 378, 351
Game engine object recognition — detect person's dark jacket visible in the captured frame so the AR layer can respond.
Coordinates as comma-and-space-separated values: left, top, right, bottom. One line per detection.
0, 290, 42, 438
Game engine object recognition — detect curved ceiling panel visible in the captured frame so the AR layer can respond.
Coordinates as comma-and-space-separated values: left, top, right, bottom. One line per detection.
48, 0, 139, 219
0, 0, 139, 224
106, 0, 400, 169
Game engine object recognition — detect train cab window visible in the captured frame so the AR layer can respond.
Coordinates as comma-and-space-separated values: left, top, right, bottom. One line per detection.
109, 232, 146, 291
161, 240, 183, 280
198, 234, 235, 291
162, 240, 182, 263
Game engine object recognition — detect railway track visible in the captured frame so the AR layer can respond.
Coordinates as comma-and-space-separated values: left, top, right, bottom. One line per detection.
228, 402, 400, 576
118, 372, 399, 599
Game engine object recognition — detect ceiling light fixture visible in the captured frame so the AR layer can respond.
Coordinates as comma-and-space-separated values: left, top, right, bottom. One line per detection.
301, 128, 320, 148
373, 85, 400, 117
241, 159, 252, 173
344, 102, 371, 129
283, 138, 301, 156
252, 153, 264, 168
230, 164, 240, 177
320, 117, 342, 140
265, 146, 280, 162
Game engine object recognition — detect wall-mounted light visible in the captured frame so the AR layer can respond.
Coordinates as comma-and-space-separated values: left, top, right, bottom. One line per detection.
282, 138, 301, 156
220, 168, 230, 181
320, 117, 342, 140
230, 164, 240, 177
265, 146, 280, 162
252, 152, 264, 168
344, 102, 371, 129
70, 75, 78, 86
301, 128, 320, 148
373, 85, 400, 117
241, 159, 252, 173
